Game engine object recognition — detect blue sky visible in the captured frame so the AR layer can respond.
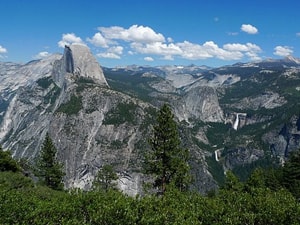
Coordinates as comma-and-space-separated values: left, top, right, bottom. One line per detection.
1, 0, 300, 67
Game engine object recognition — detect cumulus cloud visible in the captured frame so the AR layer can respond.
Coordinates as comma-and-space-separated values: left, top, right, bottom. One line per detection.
273, 46, 293, 57
86, 24, 263, 63
223, 43, 262, 60
98, 25, 165, 43
131, 42, 182, 56
97, 46, 123, 59
130, 40, 261, 61
0, 45, 7, 54
87, 32, 111, 48
175, 41, 244, 60
176, 41, 213, 59
241, 24, 258, 34
33, 51, 51, 59
167, 37, 174, 43
58, 33, 84, 48
144, 56, 154, 62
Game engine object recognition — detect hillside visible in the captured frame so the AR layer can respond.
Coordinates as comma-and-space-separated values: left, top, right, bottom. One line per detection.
1, 44, 300, 194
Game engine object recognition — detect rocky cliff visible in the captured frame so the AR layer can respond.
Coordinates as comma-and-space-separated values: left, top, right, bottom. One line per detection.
1, 46, 300, 194
0, 45, 217, 195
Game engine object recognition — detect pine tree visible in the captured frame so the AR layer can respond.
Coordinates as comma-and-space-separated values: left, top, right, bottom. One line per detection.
92, 164, 118, 191
36, 133, 65, 190
282, 149, 300, 198
145, 104, 191, 194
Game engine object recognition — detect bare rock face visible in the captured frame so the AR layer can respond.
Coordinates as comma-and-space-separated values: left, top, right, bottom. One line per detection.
174, 86, 224, 122
52, 44, 108, 88
69, 44, 108, 86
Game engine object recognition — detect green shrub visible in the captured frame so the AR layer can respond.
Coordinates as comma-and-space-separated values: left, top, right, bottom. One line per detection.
57, 95, 82, 115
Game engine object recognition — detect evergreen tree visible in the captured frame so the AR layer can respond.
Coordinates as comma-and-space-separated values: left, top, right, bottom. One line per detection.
92, 164, 118, 191
222, 170, 243, 192
282, 149, 300, 198
0, 145, 20, 172
36, 133, 65, 190
145, 104, 191, 194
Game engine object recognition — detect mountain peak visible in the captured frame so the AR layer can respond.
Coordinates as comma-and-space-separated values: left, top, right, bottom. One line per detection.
284, 55, 300, 64
64, 44, 108, 86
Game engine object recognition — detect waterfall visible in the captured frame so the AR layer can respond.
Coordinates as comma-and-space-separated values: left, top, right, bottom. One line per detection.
233, 113, 239, 130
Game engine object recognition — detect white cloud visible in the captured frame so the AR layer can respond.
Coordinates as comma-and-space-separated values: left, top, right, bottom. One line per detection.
241, 24, 258, 34
202, 41, 243, 60
130, 40, 262, 61
245, 52, 261, 61
110, 46, 123, 55
144, 56, 154, 62
273, 46, 293, 57
33, 51, 50, 59
176, 41, 213, 59
98, 25, 165, 43
167, 37, 174, 43
296, 32, 300, 37
76, 24, 265, 63
131, 42, 182, 56
176, 41, 243, 60
96, 46, 123, 59
97, 52, 120, 59
223, 42, 262, 60
87, 32, 110, 48
58, 33, 84, 48
0, 45, 7, 54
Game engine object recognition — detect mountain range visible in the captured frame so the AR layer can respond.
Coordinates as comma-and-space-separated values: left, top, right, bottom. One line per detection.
1, 44, 300, 195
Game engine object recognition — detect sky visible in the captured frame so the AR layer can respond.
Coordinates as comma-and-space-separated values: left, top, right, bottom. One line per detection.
1, 0, 300, 68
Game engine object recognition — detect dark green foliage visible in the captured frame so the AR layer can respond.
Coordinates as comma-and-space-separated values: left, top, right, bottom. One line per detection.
222, 170, 243, 192
75, 77, 96, 93
282, 149, 300, 198
1, 164, 300, 224
206, 154, 225, 185
1, 182, 300, 225
0, 171, 34, 190
104, 68, 160, 102
103, 102, 137, 125
36, 133, 65, 190
145, 104, 191, 193
92, 164, 118, 191
57, 94, 82, 115
0, 145, 20, 172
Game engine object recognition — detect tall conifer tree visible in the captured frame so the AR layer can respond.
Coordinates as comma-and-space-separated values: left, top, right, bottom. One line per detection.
145, 104, 191, 194
36, 133, 65, 190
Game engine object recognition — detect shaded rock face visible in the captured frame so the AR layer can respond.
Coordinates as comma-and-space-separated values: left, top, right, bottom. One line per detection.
262, 115, 300, 162
64, 45, 74, 73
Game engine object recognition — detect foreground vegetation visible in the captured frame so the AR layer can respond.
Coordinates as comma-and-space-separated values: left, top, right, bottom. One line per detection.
1, 104, 300, 224
1, 169, 300, 225
1, 145, 300, 225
